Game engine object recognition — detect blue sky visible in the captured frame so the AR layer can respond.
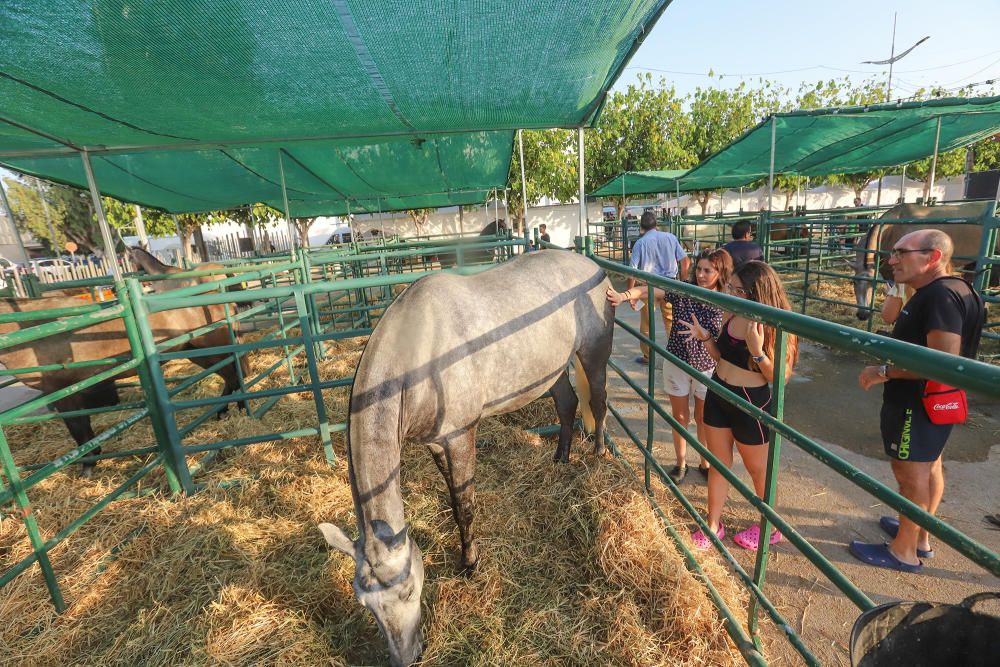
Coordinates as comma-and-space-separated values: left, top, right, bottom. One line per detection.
616, 0, 1000, 102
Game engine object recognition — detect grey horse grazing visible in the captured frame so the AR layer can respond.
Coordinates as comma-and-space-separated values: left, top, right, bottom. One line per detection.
318, 250, 613, 667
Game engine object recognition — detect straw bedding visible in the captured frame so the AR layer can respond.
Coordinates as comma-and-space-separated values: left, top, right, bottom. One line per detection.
1, 333, 744, 666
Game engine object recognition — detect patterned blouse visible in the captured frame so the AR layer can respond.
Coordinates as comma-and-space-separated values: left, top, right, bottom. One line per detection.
664, 289, 724, 371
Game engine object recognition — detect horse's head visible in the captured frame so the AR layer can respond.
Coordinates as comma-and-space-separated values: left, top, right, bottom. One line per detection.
850, 224, 885, 321
319, 522, 425, 667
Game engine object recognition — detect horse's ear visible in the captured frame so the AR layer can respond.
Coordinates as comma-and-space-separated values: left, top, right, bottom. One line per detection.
318, 523, 357, 558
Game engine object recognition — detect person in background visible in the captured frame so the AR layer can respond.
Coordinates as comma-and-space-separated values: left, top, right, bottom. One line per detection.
679, 261, 799, 551
851, 230, 985, 573
722, 220, 764, 270
881, 281, 907, 325
625, 211, 690, 365
607, 248, 733, 483
538, 224, 551, 244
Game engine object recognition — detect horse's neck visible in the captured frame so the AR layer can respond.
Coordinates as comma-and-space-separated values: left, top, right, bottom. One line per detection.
347, 391, 408, 567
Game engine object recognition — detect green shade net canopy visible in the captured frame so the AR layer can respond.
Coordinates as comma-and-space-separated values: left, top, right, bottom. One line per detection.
589, 168, 739, 197
0, 0, 675, 215
680, 96, 1000, 189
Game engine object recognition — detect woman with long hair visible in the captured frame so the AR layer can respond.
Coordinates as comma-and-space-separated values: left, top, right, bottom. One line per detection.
607, 248, 733, 483
679, 260, 799, 551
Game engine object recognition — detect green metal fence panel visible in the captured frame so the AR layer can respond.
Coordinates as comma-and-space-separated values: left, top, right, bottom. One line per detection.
591, 245, 1000, 665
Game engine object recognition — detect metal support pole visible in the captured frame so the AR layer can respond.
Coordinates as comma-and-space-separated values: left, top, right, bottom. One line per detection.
577, 127, 586, 242
748, 329, 787, 647
767, 117, 777, 215
37, 180, 59, 251
277, 150, 297, 260
346, 200, 355, 246
378, 198, 385, 238
900, 164, 908, 203
80, 151, 123, 282
763, 117, 777, 262
739, 186, 744, 212
518, 129, 529, 237
134, 205, 149, 249
927, 116, 942, 202
0, 177, 30, 264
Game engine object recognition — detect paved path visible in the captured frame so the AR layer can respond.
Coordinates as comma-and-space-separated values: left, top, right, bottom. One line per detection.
604, 299, 999, 666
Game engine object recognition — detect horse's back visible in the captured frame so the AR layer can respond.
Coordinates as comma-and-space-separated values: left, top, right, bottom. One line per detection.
354, 252, 612, 433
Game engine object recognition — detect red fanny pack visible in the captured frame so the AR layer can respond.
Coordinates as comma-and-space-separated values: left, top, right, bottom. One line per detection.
922, 381, 968, 425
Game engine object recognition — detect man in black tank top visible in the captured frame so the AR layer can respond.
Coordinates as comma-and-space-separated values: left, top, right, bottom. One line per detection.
851, 230, 985, 573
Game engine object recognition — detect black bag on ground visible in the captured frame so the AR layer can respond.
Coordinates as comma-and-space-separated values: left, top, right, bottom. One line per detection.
850, 592, 1000, 666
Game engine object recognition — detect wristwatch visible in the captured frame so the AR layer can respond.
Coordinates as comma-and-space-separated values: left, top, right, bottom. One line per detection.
877, 364, 889, 379
751, 353, 766, 363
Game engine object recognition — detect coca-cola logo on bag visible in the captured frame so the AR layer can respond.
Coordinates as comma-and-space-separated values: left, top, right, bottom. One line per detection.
933, 402, 961, 411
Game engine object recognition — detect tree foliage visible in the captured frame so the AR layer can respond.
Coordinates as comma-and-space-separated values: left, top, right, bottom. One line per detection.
4, 178, 99, 253
506, 129, 576, 229
585, 74, 691, 216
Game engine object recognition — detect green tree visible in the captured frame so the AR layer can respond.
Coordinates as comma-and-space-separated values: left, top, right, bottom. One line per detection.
4, 178, 100, 253
506, 129, 576, 231
225, 203, 283, 252
795, 78, 892, 202
681, 78, 785, 213
405, 208, 433, 235
102, 198, 176, 243
586, 74, 691, 218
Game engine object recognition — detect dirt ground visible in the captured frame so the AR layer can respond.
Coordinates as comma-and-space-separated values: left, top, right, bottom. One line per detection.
2, 297, 997, 665
606, 302, 1000, 666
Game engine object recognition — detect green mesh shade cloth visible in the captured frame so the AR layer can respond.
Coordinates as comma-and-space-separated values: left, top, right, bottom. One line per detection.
589, 169, 731, 196
0, 1, 675, 215
681, 96, 1000, 189
4, 132, 513, 217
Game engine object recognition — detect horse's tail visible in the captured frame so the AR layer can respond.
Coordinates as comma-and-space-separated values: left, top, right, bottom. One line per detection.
573, 357, 596, 434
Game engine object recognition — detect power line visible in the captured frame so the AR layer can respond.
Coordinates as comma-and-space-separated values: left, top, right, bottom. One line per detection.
895, 48, 1000, 73
624, 48, 1000, 81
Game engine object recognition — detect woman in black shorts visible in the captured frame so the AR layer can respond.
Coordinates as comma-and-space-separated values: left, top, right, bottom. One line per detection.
680, 261, 799, 551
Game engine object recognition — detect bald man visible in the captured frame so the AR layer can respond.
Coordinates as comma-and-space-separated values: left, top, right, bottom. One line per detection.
852, 230, 985, 573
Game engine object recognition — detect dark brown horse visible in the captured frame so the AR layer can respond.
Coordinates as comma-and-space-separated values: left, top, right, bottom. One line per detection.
0, 249, 247, 477
851, 202, 998, 320
435, 219, 509, 267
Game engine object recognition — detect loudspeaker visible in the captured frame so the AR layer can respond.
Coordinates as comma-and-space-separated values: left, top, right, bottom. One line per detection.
965, 170, 1000, 199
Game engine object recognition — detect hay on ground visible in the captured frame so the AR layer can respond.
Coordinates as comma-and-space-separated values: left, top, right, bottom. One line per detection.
1, 329, 745, 666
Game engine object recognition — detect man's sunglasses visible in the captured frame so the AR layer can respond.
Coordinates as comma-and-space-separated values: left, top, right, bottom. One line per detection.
888, 248, 934, 259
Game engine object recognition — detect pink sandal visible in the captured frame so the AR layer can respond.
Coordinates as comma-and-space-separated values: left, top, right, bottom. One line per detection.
692, 525, 725, 551
733, 524, 781, 551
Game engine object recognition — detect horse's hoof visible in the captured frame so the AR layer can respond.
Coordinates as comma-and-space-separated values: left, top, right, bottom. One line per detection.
552, 452, 570, 464
80, 465, 95, 480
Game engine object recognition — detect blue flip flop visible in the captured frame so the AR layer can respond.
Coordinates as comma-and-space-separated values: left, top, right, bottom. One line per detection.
879, 516, 935, 558
849, 540, 923, 573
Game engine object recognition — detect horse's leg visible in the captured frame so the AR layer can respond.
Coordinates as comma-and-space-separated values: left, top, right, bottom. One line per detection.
49, 391, 99, 479
548, 369, 579, 463
436, 430, 479, 571
187, 352, 245, 417
576, 349, 610, 457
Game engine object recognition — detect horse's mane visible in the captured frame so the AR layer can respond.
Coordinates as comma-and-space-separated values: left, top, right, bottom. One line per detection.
861, 224, 881, 271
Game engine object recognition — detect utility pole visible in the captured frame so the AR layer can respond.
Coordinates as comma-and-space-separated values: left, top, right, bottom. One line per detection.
863, 14, 929, 207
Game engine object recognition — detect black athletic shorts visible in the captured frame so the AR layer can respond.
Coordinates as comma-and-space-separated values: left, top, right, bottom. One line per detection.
702, 374, 773, 445
880, 401, 952, 462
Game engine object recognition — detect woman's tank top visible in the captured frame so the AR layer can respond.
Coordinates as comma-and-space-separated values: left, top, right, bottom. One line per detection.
715, 319, 753, 370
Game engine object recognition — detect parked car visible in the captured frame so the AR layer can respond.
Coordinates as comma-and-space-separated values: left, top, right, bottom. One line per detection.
29, 257, 75, 278
0, 256, 15, 290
